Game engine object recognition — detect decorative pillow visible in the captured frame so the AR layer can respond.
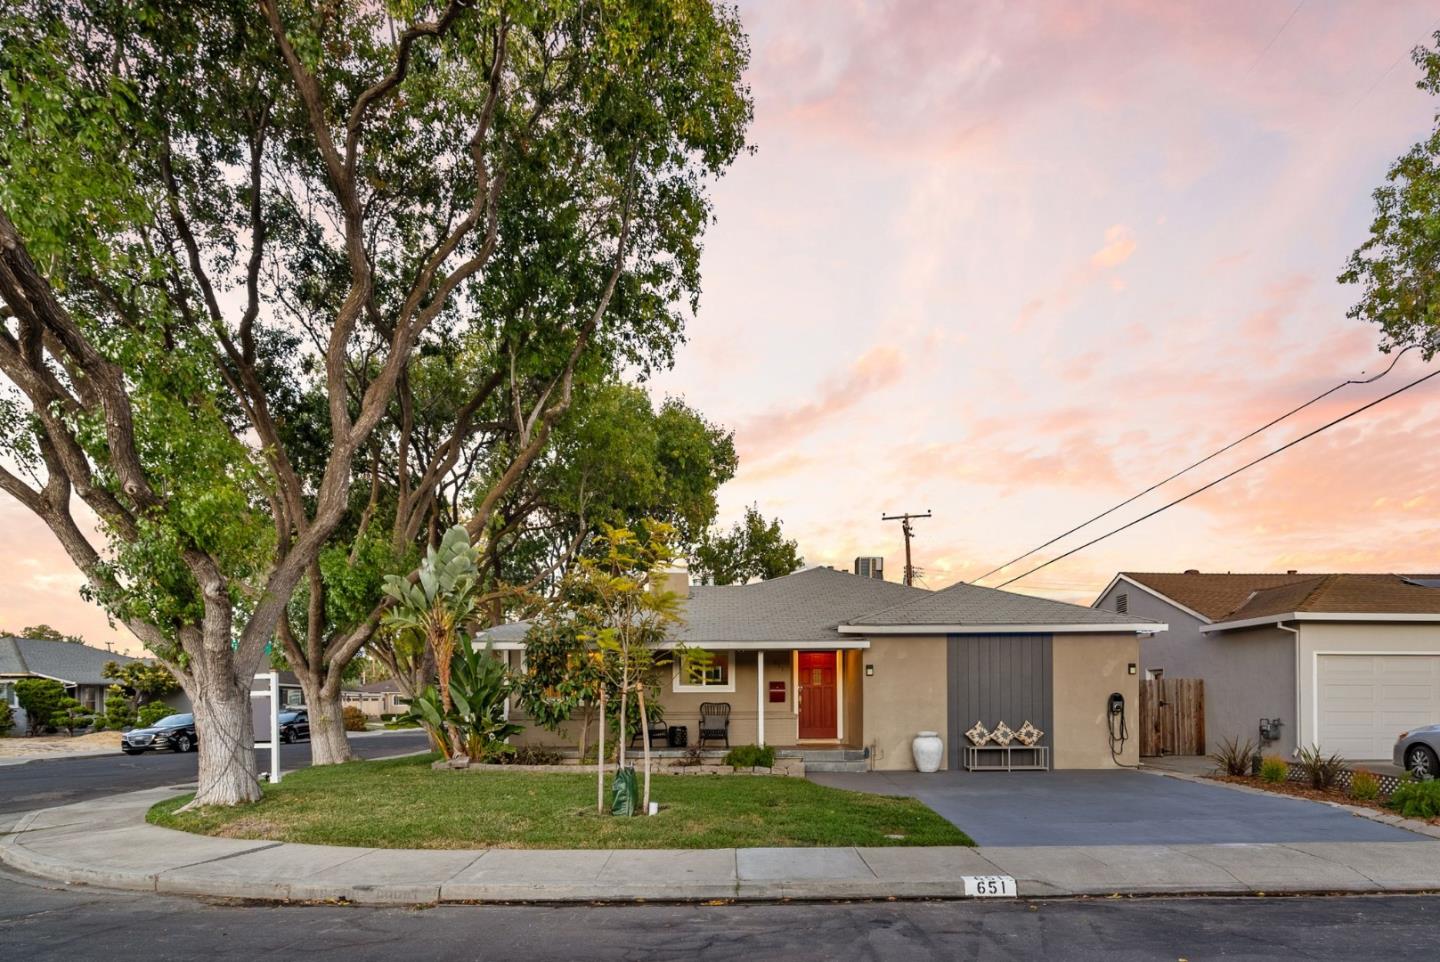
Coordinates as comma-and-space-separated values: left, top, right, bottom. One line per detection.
1014, 721, 1044, 747
989, 721, 1015, 746
964, 721, 990, 746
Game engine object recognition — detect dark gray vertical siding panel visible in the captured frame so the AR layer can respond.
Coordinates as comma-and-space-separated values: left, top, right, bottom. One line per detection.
946, 633, 1055, 771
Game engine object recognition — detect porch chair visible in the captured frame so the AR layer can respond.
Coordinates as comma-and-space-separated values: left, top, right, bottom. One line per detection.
698, 702, 731, 748
629, 716, 670, 750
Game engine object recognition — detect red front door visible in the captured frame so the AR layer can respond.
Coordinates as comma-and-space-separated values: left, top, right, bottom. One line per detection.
798, 651, 838, 739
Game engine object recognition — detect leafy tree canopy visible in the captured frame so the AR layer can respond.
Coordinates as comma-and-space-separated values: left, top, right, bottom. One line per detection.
691, 504, 803, 586
1341, 31, 1440, 359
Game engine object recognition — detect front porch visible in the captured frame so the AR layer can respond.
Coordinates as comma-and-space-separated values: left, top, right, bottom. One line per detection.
502, 644, 869, 756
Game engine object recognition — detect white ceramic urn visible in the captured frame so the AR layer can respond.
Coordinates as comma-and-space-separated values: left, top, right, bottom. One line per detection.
912, 731, 943, 772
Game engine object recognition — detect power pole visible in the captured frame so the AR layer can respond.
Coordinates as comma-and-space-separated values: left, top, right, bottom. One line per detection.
882, 510, 932, 586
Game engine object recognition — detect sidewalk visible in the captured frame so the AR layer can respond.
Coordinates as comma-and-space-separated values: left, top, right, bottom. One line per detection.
4, 788, 1439, 905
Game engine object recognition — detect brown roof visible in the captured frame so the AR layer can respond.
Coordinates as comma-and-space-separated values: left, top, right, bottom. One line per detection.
1121, 572, 1440, 622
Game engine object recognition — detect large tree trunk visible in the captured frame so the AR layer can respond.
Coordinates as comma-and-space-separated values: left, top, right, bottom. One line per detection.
183, 670, 263, 808
295, 667, 355, 766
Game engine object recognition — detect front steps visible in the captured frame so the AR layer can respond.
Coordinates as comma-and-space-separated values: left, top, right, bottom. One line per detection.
778, 748, 868, 774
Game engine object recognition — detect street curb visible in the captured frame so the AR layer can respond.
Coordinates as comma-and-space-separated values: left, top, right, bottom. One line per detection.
1139, 766, 1440, 841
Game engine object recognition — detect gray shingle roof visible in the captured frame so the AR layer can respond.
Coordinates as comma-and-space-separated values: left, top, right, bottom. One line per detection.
478, 567, 929, 645
478, 566, 1150, 645
0, 637, 138, 686
677, 566, 928, 643
846, 580, 1160, 627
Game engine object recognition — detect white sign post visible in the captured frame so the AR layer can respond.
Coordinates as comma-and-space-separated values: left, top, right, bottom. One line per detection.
251, 670, 281, 784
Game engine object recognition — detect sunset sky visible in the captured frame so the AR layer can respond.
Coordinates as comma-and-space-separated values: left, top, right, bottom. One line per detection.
4, 1, 1439, 654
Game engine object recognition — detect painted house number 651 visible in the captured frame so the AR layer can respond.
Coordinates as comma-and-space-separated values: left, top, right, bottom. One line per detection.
962, 875, 1017, 898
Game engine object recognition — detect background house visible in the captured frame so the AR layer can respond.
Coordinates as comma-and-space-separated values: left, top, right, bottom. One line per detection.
1094, 571, 1440, 761
1, 636, 143, 730
343, 679, 406, 718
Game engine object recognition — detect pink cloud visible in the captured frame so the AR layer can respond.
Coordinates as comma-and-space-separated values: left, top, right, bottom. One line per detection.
737, 345, 906, 461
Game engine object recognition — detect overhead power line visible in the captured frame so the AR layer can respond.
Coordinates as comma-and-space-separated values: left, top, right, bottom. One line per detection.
972, 346, 1417, 585
993, 364, 1440, 589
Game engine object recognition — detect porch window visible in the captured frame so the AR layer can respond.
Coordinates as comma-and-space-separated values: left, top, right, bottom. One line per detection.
673, 651, 735, 693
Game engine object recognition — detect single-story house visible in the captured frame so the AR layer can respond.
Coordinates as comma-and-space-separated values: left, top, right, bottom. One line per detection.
483, 566, 1163, 770
1094, 571, 1440, 760
343, 679, 407, 718
0, 636, 145, 730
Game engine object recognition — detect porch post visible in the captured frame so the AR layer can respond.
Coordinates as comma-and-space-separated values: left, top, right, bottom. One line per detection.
756, 650, 766, 747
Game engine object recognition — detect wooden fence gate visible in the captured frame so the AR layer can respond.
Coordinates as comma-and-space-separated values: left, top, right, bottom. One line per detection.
1139, 678, 1205, 756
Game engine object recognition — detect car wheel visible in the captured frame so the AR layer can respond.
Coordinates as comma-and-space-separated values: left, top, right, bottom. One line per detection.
280, 728, 293, 744
175, 734, 193, 753
1406, 744, 1439, 779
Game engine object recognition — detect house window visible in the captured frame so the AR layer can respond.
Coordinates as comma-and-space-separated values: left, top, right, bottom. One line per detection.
1116, 593, 1128, 614
673, 651, 735, 693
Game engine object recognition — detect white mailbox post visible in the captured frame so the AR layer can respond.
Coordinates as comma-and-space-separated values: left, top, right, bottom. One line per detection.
251, 670, 281, 784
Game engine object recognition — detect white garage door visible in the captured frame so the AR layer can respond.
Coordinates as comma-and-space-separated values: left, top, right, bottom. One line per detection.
1317, 655, 1440, 759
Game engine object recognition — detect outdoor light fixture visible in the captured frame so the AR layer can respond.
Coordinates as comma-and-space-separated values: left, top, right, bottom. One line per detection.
865, 664, 875, 676
1128, 663, 1137, 675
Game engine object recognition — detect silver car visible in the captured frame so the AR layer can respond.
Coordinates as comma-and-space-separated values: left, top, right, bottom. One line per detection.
1395, 725, 1440, 778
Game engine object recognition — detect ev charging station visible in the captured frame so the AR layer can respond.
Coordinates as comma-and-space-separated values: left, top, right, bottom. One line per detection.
251, 670, 282, 784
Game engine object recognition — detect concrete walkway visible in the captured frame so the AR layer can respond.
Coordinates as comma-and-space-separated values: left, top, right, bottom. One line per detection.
4, 788, 1440, 905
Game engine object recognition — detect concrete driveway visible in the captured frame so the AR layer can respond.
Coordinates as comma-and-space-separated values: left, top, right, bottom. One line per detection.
808, 769, 1424, 847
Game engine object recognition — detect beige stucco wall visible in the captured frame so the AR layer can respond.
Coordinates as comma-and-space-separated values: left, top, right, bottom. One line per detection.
861, 635, 949, 770
1050, 633, 1140, 769
1296, 620, 1440, 752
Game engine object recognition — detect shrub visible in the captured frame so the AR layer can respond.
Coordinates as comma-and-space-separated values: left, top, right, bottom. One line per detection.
103, 685, 136, 731
495, 745, 564, 766
0, 700, 13, 736
723, 744, 776, 769
1388, 776, 1440, 820
1260, 756, 1289, 784
1349, 769, 1381, 801
342, 706, 368, 731
15, 678, 65, 734
136, 701, 173, 728
1210, 736, 1258, 777
54, 697, 93, 736
1297, 744, 1346, 790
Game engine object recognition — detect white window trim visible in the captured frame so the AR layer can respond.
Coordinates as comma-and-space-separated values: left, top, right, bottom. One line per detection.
673, 650, 736, 693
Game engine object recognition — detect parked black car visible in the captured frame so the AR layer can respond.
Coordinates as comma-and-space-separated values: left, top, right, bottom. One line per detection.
277, 709, 310, 744
121, 713, 196, 754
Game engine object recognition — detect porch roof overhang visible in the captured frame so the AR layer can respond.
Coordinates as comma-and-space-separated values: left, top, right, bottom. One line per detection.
485, 638, 870, 651
837, 623, 1167, 635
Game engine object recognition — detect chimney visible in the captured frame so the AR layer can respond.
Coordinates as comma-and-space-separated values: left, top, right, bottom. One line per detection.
656, 566, 690, 597
854, 556, 885, 580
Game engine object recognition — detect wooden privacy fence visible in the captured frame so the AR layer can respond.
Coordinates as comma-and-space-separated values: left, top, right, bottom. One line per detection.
1139, 678, 1205, 756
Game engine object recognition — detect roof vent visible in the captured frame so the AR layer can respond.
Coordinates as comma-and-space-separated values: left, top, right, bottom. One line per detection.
1183, 569, 1200, 575
1287, 569, 1298, 575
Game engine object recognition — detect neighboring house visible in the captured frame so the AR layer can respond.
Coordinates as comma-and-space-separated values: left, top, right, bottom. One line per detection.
249, 670, 307, 709
0, 636, 143, 730
483, 566, 1163, 771
1094, 571, 1440, 761
343, 680, 407, 718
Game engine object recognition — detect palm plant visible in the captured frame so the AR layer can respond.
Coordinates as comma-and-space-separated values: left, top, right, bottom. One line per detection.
402, 636, 523, 761
382, 526, 482, 759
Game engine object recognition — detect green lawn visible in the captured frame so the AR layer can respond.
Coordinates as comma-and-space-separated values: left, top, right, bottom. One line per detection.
148, 754, 972, 849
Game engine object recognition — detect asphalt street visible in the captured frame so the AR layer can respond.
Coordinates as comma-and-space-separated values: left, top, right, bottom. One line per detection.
0, 730, 433, 814
1, 865, 1437, 961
